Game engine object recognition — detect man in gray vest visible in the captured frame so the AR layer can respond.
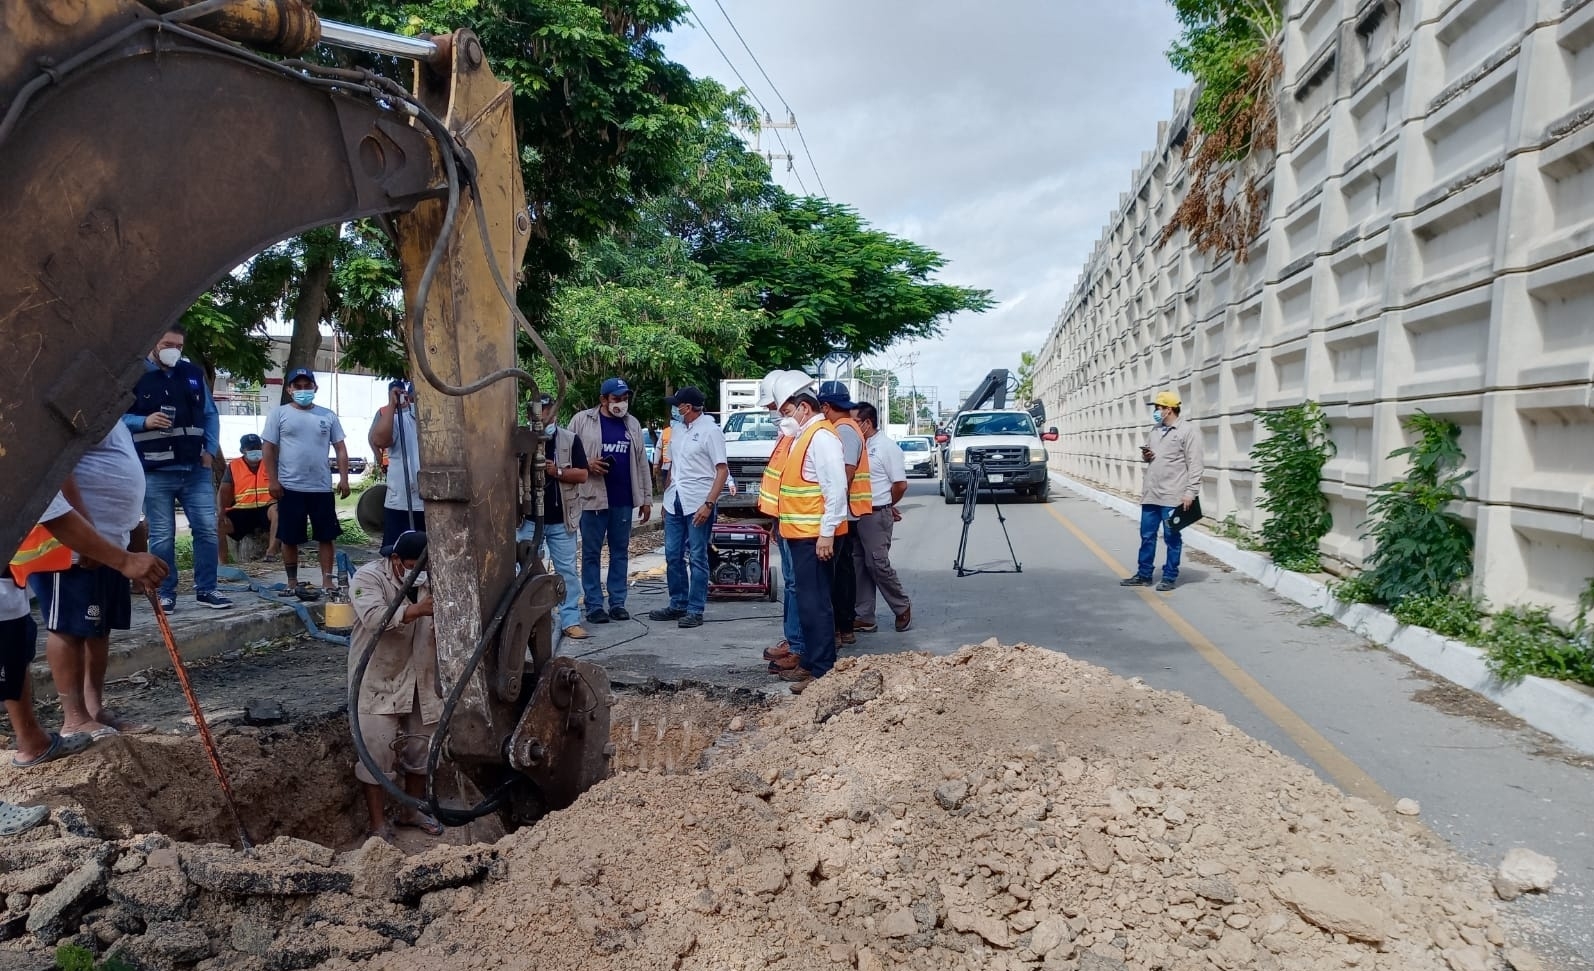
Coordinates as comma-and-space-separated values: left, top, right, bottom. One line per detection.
569, 377, 652, 624
517, 395, 590, 641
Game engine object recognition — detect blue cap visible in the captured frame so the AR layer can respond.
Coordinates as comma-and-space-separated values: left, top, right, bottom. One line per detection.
816, 380, 858, 410
600, 377, 630, 397
285, 367, 316, 386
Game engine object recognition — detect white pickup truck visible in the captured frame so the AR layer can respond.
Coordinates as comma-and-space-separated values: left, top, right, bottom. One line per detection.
936, 409, 1059, 504
720, 409, 780, 511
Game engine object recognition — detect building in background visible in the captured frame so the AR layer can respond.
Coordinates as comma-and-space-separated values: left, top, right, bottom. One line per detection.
1034, 0, 1594, 622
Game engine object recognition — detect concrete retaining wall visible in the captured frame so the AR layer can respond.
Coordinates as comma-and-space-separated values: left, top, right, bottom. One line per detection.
1034, 0, 1594, 623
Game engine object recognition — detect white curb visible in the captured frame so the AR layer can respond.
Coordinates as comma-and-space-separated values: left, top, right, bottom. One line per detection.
1050, 472, 1594, 756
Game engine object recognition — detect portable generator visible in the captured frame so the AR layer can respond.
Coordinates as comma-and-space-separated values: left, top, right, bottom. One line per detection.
708, 521, 776, 601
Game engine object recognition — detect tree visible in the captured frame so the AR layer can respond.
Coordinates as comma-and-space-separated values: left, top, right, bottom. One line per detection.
701, 194, 994, 370
1015, 351, 1037, 402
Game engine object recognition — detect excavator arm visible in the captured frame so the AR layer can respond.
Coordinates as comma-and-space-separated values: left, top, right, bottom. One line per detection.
1, 0, 611, 816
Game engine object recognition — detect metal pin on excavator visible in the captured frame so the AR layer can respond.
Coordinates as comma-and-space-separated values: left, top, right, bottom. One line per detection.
0, 0, 614, 824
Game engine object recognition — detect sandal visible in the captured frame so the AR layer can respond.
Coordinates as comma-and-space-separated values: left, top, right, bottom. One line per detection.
96, 710, 153, 735
12, 731, 92, 769
0, 802, 49, 837
399, 812, 444, 837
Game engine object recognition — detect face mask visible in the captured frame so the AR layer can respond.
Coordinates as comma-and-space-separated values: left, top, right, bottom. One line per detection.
670, 406, 683, 422
1151, 409, 1165, 426
778, 416, 800, 438
609, 400, 629, 418
157, 347, 182, 368
292, 389, 316, 407
244, 450, 263, 462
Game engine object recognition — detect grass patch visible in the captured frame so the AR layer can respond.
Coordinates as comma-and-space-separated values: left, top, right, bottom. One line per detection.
1392, 594, 1484, 643
1481, 606, 1594, 688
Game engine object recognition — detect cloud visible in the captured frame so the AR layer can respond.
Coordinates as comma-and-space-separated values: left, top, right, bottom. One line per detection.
664, 0, 1187, 404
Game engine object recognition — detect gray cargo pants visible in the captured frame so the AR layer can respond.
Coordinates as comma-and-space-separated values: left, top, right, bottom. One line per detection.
853, 506, 910, 625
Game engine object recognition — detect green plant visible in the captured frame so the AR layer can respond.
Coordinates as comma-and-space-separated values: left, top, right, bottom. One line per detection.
55, 944, 134, 971
175, 534, 195, 571
1211, 512, 1261, 550
1330, 574, 1377, 605
1481, 606, 1594, 687
1251, 402, 1334, 572
1574, 576, 1594, 648
1358, 412, 1474, 605
1392, 594, 1485, 643
337, 518, 371, 547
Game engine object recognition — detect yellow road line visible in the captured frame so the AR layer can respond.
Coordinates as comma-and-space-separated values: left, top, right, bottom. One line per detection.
1043, 502, 1394, 809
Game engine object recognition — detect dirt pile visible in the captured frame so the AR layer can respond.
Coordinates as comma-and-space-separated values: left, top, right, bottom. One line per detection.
0, 645, 1538, 971
361, 642, 1527, 971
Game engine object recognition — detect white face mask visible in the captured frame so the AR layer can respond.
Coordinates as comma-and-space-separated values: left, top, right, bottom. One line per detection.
608, 400, 629, 418
778, 416, 800, 438
156, 347, 182, 368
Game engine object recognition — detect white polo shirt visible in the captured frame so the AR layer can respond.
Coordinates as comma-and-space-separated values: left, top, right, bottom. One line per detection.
662, 414, 728, 514
865, 434, 907, 506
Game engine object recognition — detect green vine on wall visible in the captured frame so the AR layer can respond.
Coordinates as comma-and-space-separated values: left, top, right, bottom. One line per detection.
1251, 402, 1334, 572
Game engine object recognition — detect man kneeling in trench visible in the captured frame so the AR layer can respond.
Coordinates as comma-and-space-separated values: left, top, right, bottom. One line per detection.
349, 530, 444, 842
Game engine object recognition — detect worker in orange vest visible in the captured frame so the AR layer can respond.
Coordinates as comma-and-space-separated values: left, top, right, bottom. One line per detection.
5, 493, 167, 783
816, 381, 874, 647
766, 371, 848, 694
217, 434, 280, 565
757, 370, 804, 670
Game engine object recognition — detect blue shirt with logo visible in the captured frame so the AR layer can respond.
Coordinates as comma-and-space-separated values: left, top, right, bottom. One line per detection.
599, 414, 633, 509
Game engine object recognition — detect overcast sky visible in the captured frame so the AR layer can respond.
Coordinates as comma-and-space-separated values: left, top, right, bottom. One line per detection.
662, 0, 1187, 411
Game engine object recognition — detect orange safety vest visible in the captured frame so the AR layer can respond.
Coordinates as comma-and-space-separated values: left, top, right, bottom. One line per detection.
659, 426, 673, 465
777, 422, 848, 540
829, 416, 874, 516
9, 524, 73, 587
757, 435, 793, 517
228, 457, 273, 509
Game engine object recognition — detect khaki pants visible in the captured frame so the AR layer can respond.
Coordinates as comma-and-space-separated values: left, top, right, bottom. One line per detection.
354, 708, 434, 786
853, 507, 910, 624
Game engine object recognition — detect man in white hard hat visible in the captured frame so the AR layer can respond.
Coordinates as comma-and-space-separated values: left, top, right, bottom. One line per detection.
756, 370, 805, 672
766, 371, 848, 693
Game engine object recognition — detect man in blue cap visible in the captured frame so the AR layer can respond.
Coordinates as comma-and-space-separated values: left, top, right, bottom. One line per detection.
816, 380, 870, 646
262, 367, 351, 597
568, 377, 652, 624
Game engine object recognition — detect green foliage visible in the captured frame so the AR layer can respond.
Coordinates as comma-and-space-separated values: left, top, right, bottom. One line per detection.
1481, 606, 1594, 687
55, 944, 134, 971
1166, 0, 1284, 143
175, 534, 195, 571
1329, 574, 1377, 605
1250, 402, 1334, 573
338, 518, 373, 548
1357, 412, 1474, 606
1392, 594, 1485, 643
1015, 351, 1037, 402
1210, 512, 1260, 550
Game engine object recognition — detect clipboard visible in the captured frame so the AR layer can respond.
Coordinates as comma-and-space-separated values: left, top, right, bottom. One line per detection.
1167, 497, 1204, 533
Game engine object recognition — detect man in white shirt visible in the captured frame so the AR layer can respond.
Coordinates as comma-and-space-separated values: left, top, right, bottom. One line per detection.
649, 387, 728, 629
769, 373, 848, 692
851, 404, 913, 633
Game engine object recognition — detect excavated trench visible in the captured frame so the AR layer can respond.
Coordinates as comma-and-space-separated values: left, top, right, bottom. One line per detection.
5, 687, 765, 851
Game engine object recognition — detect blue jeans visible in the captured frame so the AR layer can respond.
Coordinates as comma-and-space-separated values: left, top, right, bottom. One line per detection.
663, 501, 713, 616
517, 519, 581, 630
1137, 504, 1182, 581
779, 536, 804, 655
145, 466, 219, 598
580, 507, 633, 613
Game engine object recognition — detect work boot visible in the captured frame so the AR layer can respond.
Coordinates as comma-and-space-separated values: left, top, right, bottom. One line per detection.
587, 609, 611, 624
837, 630, 857, 646
610, 607, 631, 621
768, 653, 801, 673
1156, 579, 1176, 592
854, 622, 879, 633
649, 606, 686, 621
762, 640, 792, 661
677, 614, 703, 629
562, 625, 591, 640
1120, 575, 1152, 587
894, 607, 913, 633
779, 667, 815, 692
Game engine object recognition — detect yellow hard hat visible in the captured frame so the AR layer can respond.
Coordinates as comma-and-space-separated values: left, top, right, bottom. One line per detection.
1149, 391, 1181, 409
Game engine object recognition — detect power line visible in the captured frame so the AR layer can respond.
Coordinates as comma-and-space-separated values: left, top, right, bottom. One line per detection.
709, 0, 828, 197
688, 8, 809, 196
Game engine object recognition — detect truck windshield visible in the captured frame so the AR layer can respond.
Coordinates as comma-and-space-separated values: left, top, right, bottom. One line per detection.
724, 412, 777, 441
954, 413, 1036, 437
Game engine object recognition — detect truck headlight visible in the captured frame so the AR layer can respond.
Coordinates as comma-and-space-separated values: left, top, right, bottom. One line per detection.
1030, 446, 1048, 463
949, 449, 966, 464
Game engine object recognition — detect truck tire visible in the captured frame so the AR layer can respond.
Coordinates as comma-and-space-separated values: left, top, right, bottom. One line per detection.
942, 478, 958, 504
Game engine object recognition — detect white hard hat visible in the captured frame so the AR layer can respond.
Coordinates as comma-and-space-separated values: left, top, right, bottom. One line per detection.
756, 369, 786, 409
770, 370, 817, 409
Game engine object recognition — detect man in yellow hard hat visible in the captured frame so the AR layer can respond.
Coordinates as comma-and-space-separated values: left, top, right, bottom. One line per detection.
1122, 390, 1204, 592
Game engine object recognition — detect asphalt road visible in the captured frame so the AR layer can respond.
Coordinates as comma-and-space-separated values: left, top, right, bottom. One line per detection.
562, 479, 1593, 967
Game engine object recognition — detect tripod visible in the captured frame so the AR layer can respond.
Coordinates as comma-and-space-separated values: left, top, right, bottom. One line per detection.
953, 454, 1022, 577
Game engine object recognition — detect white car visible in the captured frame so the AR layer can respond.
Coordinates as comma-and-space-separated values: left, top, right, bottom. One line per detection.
898, 435, 937, 477
720, 409, 780, 510
937, 409, 1058, 503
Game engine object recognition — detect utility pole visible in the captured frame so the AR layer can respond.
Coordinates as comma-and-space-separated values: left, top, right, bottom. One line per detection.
893, 351, 920, 435
743, 111, 796, 175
